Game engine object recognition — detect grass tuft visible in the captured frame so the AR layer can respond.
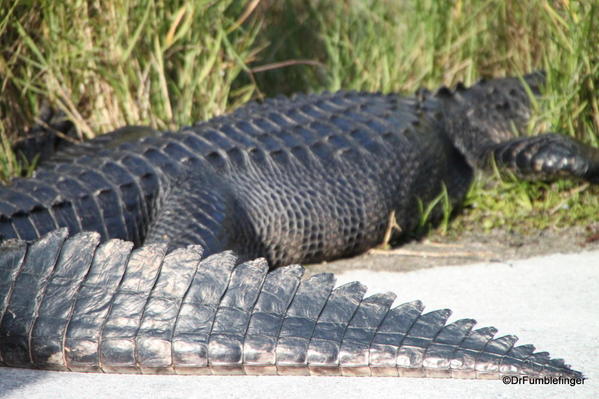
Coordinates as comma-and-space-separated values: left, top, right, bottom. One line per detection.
0, 0, 597, 234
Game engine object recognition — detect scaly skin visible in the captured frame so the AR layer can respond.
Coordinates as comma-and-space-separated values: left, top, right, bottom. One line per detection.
0, 230, 583, 377
0, 73, 597, 377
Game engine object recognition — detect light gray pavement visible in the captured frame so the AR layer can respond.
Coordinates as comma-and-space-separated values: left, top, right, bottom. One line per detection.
0, 250, 597, 399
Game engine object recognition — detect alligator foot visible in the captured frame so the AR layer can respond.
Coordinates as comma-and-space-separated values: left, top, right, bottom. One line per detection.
491, 133, 599, 182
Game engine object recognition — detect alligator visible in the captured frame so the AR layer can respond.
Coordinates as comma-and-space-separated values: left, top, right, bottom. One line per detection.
0, 72, 597, 378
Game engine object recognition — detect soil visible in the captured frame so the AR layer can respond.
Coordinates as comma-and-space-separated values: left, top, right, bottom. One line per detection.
306, 223, 599, 276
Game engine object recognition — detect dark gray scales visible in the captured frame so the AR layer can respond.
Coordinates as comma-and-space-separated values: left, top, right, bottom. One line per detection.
3, 72, 597, 266
0, 73, 596, 377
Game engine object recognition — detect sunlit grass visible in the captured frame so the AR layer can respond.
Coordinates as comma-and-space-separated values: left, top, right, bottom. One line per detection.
1, 0, 597, 232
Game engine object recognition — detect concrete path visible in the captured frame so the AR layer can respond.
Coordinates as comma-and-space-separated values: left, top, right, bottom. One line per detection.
1, 250, 597, 399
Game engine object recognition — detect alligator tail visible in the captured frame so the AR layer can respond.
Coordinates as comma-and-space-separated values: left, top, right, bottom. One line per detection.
0, 126, 170, 246
0, 229, 582, 378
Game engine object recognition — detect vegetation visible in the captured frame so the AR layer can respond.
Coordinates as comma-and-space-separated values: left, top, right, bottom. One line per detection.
1, 0, 597, 234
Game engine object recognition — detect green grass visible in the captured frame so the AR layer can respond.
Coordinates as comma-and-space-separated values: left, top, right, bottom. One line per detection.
1, 0, 598, 234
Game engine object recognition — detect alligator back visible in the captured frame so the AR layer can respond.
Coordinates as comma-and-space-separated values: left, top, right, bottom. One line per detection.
3, 74, 597, 266
1, 91, 468, 266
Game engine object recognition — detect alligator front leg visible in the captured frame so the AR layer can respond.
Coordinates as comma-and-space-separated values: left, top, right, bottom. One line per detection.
0, 229, 583, 378
490, 133, 599, 182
